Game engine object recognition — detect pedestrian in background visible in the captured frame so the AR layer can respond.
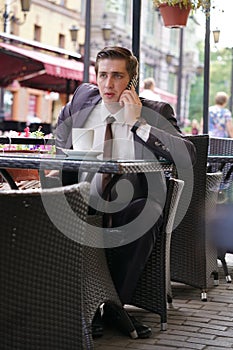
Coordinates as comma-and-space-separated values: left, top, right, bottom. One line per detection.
140, 77, 161, 101
209, 91, 233, 138
191, 119, 200, 135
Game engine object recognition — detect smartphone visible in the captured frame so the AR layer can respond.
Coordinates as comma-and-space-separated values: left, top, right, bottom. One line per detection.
126, 75, 138, 90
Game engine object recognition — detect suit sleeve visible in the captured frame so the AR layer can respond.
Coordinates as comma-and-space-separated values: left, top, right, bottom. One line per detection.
133, 100, 196, 168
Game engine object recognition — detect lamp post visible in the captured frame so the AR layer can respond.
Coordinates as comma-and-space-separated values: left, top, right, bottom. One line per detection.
132, 0, 141, 93
0, 0, 31, 123
202, 8, 210, 134
83, 0, 91, 83
101, 14, 112, 46
101, 23, 112, 45
69, 25, 79, 51
165, 53, 174, 66
3, 0, 31, 32
213, 28, 220, 44
83, 6, 114, 83
176, 28, 184, 126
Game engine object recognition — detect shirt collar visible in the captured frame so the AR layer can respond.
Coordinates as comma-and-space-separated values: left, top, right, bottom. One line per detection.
100, 101, 125, 125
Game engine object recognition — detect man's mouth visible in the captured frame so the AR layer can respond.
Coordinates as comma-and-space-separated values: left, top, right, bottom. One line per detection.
104, 92, 115, 98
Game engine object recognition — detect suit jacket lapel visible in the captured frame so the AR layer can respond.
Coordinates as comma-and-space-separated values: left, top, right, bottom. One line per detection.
72, 94, 102, 128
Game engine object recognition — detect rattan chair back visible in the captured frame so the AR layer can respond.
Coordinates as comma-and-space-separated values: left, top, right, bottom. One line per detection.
209, 137, 233, 282
170, 135, 222, 300
123, 177, 184, 331
0, 183, 125, 349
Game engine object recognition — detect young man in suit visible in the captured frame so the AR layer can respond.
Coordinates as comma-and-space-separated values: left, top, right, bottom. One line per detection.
56, 46, 196, 339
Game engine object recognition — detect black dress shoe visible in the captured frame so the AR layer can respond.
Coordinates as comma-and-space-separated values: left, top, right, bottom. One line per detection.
103, 304, 152, 339
92, 309, 104, 338
128, 315, 152, 339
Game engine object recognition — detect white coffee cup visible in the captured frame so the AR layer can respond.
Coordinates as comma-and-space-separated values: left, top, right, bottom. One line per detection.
72, 128, 94, 150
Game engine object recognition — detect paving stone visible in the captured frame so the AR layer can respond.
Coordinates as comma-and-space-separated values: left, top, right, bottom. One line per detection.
200, 328, 233, 337
182, 320, 227, 331
209, 319, 233, 327
188, 336, 233, 347
156, 339, 205, 349
205, 347, 233, 350
94, 265, 233, 349
166, 324, 201, 332
167, 329, 215, 340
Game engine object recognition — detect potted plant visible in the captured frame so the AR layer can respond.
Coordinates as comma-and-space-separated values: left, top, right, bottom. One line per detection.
153, 0, 210, 28
1, 127, 55, 183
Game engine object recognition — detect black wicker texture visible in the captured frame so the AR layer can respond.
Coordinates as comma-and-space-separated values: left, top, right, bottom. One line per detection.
130, 179, 184, 326
106, 178, 183, 329
209, 137, 233, 202
83, 214, 123, 326
165, 179, 184, 302
0, 183, 90, 349
209, 137, 233, 277
0, 182, 130, 349
171, 135, 222, 291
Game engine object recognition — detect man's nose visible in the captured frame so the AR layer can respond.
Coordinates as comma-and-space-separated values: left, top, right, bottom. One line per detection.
105, 76, 114, 87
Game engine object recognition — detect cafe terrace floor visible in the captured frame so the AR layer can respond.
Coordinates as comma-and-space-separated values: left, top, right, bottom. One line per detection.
1, 181, 233, 349
94, 255, 233, 350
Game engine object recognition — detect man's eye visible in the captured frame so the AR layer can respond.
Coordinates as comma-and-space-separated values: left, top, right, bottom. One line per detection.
99, 73, 106, 78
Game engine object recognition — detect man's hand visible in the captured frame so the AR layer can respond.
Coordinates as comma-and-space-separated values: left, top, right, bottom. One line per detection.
119, 86, 142, 126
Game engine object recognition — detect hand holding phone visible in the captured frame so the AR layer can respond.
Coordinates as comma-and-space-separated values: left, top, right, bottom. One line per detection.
119, 75, 139, 106
126, 75, 138, 90
119, 75, 142, 126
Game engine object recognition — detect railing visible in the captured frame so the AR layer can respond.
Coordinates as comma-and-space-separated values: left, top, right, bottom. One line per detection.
0, 137, 55, 146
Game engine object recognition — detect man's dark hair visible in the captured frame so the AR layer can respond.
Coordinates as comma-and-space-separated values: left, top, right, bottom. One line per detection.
95, 46, 138, 80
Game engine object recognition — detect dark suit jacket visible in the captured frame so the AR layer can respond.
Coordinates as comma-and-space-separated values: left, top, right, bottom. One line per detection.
56, 83, 196, 207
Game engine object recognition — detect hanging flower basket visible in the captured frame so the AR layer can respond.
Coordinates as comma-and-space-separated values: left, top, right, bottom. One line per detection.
158, 3, 191, 28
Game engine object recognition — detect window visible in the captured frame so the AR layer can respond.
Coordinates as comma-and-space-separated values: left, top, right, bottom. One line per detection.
28, 95, 37, 117
143, 63, 155, 79
34, 25, 41, 42
4, 91, 13, 120
145, 1, 156, 35
124, 0, 131, 25
58, 34, 65, 49
168, 73, 176, 95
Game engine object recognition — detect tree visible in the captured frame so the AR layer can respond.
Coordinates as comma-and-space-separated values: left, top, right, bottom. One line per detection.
189, 41, 204, 124
209, 48, 231, 107
189, 45, 232, 125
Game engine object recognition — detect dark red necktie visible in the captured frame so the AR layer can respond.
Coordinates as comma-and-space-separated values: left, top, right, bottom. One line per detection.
102, 115, 115, 194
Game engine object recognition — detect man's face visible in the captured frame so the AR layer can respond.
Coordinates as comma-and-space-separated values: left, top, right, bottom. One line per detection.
96, 58, 130, 103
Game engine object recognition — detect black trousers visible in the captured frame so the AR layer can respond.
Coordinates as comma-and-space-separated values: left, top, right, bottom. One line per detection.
106, 198, 163, 304
61, 171, 164, 304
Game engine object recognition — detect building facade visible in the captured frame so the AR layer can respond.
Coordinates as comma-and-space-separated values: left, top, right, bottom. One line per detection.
0, 0, 202, 128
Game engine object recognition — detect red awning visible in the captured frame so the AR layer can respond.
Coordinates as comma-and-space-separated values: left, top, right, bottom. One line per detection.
0, 42, 96, 93
154, 87, 177, 105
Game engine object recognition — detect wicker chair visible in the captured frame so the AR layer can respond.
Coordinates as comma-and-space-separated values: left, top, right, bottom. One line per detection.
0, 182, 134, 350
107, 177, 184, 331
209, 138, 233, 197
170, 135, 222, 301
209, 137, 233, 282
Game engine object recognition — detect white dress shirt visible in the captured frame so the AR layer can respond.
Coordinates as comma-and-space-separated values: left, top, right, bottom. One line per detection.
83, 101, 150, 160
81, 101, 151, 200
